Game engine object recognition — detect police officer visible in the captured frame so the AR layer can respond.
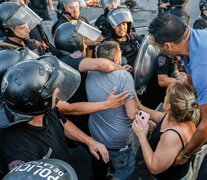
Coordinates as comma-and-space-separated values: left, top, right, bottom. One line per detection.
158, 0, 189, 24
193, 0, 207, 29
106, 7, 143, 67
0, 2, 46, 55
140, 53, 185, 109
95, 0, 120, 37
0, 56, 109, 179
52, 0, 89, 35
0, 48, 38, 131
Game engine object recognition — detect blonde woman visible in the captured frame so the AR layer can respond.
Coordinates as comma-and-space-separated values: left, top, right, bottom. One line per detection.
133, 83, 200, 180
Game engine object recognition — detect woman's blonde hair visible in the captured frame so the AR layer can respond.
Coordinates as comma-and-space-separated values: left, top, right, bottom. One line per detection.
166, 83, 200, 125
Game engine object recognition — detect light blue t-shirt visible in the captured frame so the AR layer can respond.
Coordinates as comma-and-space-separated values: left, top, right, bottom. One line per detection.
86, 70, 136, 149
183, 29, 207, 105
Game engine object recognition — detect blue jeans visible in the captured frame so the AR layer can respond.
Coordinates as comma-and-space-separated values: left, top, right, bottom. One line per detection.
108, 143, 137, 180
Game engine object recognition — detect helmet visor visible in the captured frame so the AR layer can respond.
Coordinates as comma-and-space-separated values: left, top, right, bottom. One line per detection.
6, 4, 42, 30
108, 7, 133, 28
101, 0, 120, 9
40, 56, 81, 102
75, 20, 102, 41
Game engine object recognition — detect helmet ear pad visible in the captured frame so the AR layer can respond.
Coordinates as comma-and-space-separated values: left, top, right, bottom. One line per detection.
54, 22, 84, 53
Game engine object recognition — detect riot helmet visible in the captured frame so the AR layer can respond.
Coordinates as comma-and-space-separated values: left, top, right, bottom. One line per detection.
54, 22, 84, 53
1, 56, 81, 115
107, 7, 133, 33
200, 0, 207, 11
3, 159, 78, 180
62, 0, 81, 19
63, 0, 86, 8
101, 0, 120, 10
0, 48, 38, 83
0, 2, 42, 37
0, 48, 39, 129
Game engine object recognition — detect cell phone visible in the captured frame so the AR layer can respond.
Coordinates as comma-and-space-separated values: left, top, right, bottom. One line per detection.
136, 110, 150, 126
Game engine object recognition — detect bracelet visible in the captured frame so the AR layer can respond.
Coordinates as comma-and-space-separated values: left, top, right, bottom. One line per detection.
181, 151, 190, 159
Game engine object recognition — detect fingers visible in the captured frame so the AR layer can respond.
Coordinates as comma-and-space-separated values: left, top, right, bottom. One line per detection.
91, 144, 109, 163
116, 91, 128, 101
109, 87, 116, 96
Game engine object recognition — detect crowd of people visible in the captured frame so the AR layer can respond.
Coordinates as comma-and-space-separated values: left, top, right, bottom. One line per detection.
0, 0, 207, 180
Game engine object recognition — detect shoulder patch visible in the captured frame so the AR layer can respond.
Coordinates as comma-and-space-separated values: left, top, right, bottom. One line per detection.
70, 50, 82, 58
158, 56, 167, 67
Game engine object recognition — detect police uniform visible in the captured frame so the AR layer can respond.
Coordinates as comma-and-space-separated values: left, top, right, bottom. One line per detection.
193, 17, 207, 29
0, 37, 45, 55
107, 32, 142, 67
140, 53, 177, 109
0, 108, 70, 177
95, 9, 112, 37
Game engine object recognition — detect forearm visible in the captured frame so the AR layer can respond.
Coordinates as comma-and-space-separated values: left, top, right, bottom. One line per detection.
125, 99, 138, 120
158, 76, 176, 87
79, 58, 123, 72
183, 123, 207, 157
48, 0, 54, 7
139, 136, 158, 173
97, 58, 123, 72
64, 120, 93, 146
139, 103, 163, 124
58, 101, 111, 115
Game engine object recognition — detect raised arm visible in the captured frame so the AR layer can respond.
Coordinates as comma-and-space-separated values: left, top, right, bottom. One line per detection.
57, 88, 127, 115
79, 57, 123, 72
136, 96, 164, 124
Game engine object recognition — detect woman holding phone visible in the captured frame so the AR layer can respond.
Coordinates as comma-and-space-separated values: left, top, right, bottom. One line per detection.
133, 83, 200, 180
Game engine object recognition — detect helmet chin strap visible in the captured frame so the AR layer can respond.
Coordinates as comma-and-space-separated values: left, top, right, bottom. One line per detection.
65, 11, 79, 20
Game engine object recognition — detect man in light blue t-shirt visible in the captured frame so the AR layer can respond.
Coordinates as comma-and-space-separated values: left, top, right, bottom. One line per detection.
86, 41, 138, 180
148, 14, 207, 169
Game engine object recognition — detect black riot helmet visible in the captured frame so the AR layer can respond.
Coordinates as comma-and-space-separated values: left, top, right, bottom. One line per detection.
107, 7, 133, 33
0, 48, 38, 83
1, 56, 81, 115
0, 50, 23, 82
0, 48, 39, 129
3, 159, 78, 180
0, 2, 42, 37
200, 0, 207, 12
54, 22, 84, 53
